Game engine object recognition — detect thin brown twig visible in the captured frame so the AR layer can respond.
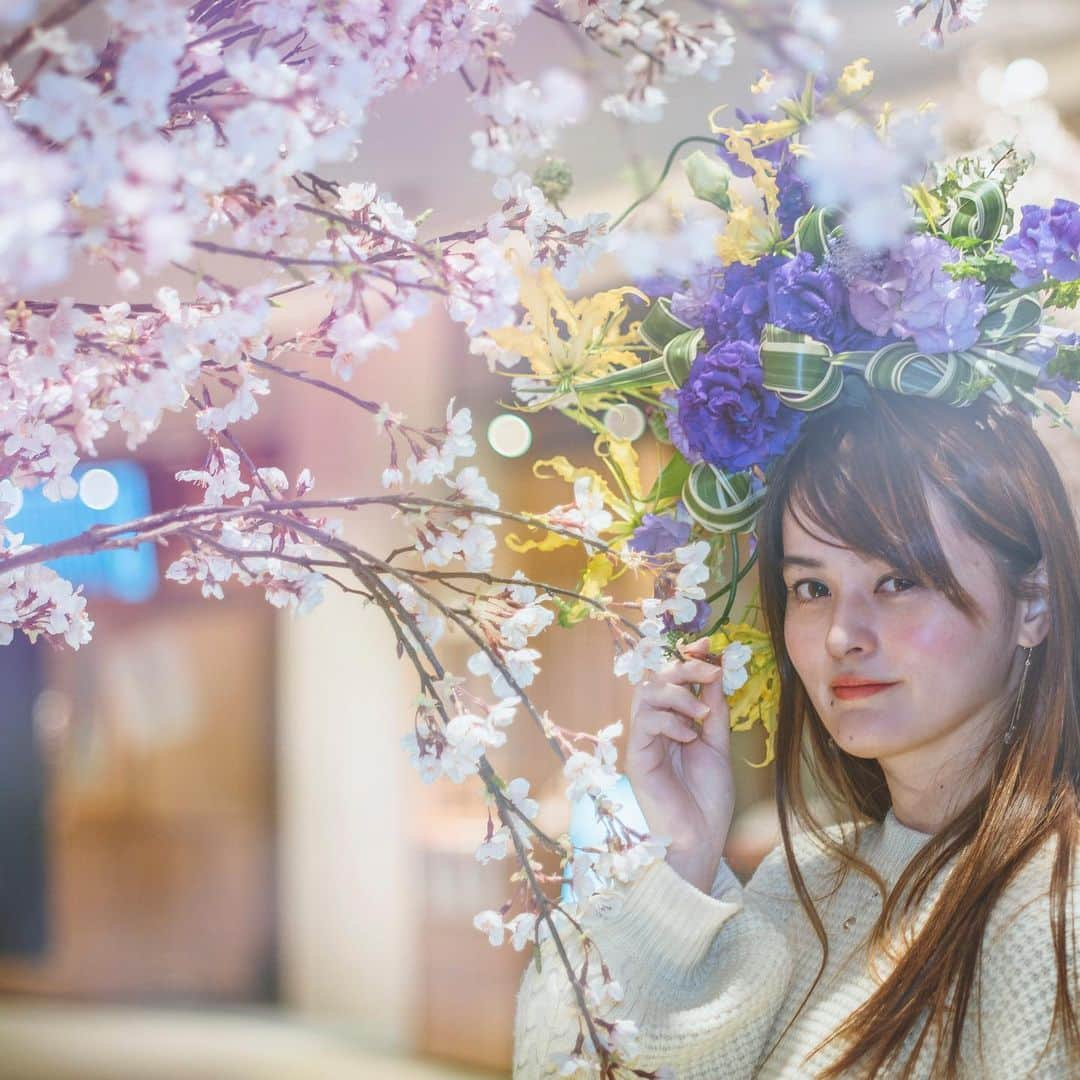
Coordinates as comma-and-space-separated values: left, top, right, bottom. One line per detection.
0, 0, 98, 65
374, 585, 610, 1065
0, 494, 614, 576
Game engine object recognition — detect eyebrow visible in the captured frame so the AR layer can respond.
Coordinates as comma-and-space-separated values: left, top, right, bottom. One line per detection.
778, 555, 825, 570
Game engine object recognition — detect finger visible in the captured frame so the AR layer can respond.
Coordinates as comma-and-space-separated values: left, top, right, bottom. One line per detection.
639, 682, 711, 722
681, 636, 713, 658
635, 708, 699, 744
657, 658, 723, 686
697, 679, 732, 754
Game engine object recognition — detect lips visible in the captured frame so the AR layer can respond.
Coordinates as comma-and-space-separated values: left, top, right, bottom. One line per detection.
832, 682, 896, 700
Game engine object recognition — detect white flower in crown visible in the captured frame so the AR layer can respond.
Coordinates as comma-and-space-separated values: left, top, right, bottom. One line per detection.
720, 640, 754, 695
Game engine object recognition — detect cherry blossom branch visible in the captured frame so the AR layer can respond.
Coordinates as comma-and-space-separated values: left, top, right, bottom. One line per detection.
372, 570, 615, 1070
248, 356, 381, 415
0, 0, 98, 65
409, 568, 640, 636
0, 496, 613, 576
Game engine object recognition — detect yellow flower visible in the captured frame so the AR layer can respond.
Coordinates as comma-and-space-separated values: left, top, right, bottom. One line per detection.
839, 58, 874, 96
504, 435, 643, 554
750, 70, 775, 96
707, 623, 780, 767
705, 105, 797, 262
714, 199, 779, 266
486, 254, 647, 392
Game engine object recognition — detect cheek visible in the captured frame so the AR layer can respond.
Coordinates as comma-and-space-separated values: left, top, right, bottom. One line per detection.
783, 616, 814, 676
883, 605, 980, 671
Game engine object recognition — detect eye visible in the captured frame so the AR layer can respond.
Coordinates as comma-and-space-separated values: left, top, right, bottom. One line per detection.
880, 576, 919, 595
788, 579, 828, 603
786, 575, 919, 604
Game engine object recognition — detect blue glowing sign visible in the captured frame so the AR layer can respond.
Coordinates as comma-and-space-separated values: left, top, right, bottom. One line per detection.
9, 461, 157, 603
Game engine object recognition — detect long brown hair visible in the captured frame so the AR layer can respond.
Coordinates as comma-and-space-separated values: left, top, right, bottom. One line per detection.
753, 388, 1080, 1077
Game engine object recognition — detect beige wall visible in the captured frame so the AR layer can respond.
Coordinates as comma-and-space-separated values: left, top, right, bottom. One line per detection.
275, 305, 455, 1047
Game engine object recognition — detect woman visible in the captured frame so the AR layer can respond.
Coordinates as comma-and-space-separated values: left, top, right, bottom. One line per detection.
512, 390, 1080, 1078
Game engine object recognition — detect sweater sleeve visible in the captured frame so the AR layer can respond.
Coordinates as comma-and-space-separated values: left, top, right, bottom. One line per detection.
511, 850, 794, 1079
970, 880, 1080, 1078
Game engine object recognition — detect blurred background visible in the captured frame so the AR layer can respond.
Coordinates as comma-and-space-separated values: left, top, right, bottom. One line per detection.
2, 2, 1080, 1078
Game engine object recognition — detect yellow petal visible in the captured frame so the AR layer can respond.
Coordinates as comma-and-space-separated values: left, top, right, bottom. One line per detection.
596, 434, 644, 503
715, 203, 777, 266
579, 553, 614, 599
486, 325, 559, 373
533, 456, 624, 515
839, 58, 874, 95
722, 134, 779, 215
504, 530, 578, 554
750, 70, 774, 95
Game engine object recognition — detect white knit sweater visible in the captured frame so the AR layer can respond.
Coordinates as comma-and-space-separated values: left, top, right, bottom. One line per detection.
512, 809, 1080, 1078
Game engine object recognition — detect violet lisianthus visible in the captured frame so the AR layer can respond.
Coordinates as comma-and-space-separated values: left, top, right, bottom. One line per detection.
673, 254, 785, 347
847, 234, 987, 354
667, 267, 723, 328
999, 198, 1080, 288
1020, 331, 1080, 405
628, 504, 693, 556
659, 387, 701, 463
776, 156, 811, 236
663, 597, 711, 635
768, 251, 889, 352
676, 339, 804, 472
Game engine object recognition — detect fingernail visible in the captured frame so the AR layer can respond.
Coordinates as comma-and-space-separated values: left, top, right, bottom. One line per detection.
696, 704, 710, 719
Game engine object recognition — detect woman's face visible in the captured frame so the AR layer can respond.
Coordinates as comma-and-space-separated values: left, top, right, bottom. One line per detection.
780, 487, 1030, 768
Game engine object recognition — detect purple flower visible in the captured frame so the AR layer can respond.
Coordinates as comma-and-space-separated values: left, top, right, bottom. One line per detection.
716, 111, 808, 236
847, 235, 987, 354
1022, 332, 1080, 405
674, 255, 785, 347
663, 597, 711, 635
629, 507, 693, 556
634, 271, 683, 300
776, 156, 811, 235
668, 267, 723, 328
999, 199, 1080, 287
659, 387, 701, 462
676, 340, 804, 472
768, 252, 884, 352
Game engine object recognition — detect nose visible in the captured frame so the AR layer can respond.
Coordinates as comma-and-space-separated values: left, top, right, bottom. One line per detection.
824, 591, 879, 660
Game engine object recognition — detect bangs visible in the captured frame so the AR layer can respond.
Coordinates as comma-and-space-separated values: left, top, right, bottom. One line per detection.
778, 405, 982, 620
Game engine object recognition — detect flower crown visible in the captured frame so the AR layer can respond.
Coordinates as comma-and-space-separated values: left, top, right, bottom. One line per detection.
489, 68, 1080, 539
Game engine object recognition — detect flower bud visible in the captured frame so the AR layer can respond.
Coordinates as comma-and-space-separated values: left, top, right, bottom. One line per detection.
532, 158, 573, 204
683, 150, 732, 211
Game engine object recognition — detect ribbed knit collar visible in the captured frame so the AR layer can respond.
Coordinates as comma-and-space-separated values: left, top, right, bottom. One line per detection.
872, 808, 936, 877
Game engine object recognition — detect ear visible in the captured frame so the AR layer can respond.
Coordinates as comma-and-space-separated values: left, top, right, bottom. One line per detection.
1017, 558, 1051, 649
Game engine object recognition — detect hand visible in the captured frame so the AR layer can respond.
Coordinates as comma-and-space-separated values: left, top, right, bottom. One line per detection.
625, 637, 736, 893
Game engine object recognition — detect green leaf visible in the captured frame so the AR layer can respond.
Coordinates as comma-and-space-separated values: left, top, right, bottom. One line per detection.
941, 252, 1016, 285
553, 596, 590, 628
1046, 280, 1080, 310
1048, 341, 1080, 380
648, 406, 673, 444
646, 452, 692, 505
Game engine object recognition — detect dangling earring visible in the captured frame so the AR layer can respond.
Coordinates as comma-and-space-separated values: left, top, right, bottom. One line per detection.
1003, 646, 1033, 747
